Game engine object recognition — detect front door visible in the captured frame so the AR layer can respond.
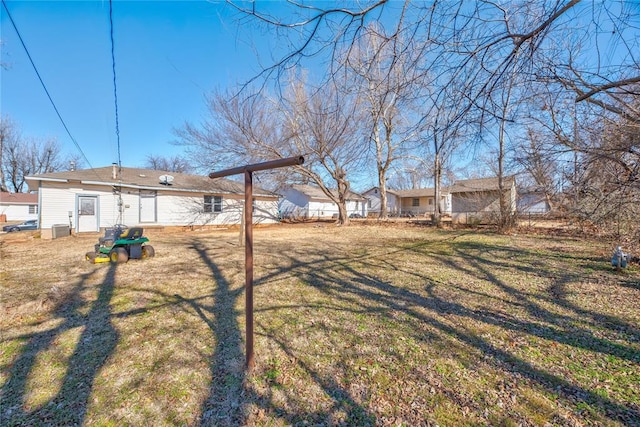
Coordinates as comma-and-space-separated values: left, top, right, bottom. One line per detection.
77, 196, 99, 232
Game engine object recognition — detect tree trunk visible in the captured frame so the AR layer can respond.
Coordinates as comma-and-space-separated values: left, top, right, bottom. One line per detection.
379, 172, 388, 219
433, 151, 442, 227
335, 171, 351, 226
336, 200, 349, 226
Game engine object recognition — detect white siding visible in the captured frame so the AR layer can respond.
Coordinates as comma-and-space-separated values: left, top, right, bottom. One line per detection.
0, 204, 37, 221
307, 200, 338, 218
365, 190, 382, 214
39, 184, 80, 229
279, 187, 367, 218
363, 188, 400, 215
278, 188, 310, 218
38, 182, 278, 233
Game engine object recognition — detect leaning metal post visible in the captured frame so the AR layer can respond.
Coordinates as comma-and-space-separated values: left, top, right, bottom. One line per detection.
209, 156, 304, 370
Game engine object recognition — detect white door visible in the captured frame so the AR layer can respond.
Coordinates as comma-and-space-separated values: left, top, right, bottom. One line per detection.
77, 196, 99, 232
140, 190, 157, 223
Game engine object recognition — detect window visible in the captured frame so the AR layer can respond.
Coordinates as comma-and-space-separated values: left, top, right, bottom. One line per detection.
204, 195, 223, 213
368, 200, 372, 209
412, 198, 420, 207
80, 198, 95, 215
29, 205, 38, 214
428, 198, 433, 205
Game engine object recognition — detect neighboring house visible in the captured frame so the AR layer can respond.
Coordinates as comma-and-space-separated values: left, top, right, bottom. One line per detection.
362, 187, 401, 216
363, 187, 451, 217
449, 176, 517, 224
0, 192, 39, 222
517, 187, 551, 215
279, 184, 367, 219
25, 165, 279, 239
363, 176, 516, 223
394, 188, 452, 217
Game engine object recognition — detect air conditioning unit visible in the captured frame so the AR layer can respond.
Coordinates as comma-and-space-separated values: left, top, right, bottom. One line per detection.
52, 224, 70, 239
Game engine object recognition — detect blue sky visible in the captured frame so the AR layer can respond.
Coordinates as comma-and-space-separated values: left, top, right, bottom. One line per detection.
1, 0, 282, 170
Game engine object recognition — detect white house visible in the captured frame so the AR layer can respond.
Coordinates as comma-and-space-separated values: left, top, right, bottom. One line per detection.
25, 165, 279, 239
362, 187, 401, 216
0, 192, 39, 222
279, 184, 367, 219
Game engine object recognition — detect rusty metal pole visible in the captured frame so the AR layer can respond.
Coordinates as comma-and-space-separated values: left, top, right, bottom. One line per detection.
209, 156, 304, 371
244, 170, 254, 369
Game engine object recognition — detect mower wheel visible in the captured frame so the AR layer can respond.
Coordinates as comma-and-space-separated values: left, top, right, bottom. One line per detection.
85, 252, 97, 263
110, 247, 129, 263
141, 245, 155, 258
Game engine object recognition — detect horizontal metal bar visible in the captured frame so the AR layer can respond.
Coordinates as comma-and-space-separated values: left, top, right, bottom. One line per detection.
209, 156, 304, 179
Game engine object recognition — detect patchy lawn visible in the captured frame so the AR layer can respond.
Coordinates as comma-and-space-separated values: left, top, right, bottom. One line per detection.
1, 224, 638, 426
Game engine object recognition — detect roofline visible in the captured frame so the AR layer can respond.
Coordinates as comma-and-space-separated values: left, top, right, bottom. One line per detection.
26, 176, 276, 198
0, 201, 37, 205
25, 176, 68, 183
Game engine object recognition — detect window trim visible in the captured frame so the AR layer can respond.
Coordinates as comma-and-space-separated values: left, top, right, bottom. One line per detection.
204, 195, 223, 213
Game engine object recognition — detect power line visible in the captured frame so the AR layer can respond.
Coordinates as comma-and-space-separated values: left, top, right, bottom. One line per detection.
109, 0, 122, 171
1, 0, 97, 173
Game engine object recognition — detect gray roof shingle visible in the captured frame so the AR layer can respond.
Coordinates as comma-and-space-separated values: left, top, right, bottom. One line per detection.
26, 166, 276, 197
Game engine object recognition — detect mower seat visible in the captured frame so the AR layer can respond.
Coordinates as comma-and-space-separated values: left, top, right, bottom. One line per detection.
99, 225, 128, 246
120, 227, 143, 240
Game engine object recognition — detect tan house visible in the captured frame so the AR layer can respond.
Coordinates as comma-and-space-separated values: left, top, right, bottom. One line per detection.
364, 176, 516, 222
449, 176, 517, 224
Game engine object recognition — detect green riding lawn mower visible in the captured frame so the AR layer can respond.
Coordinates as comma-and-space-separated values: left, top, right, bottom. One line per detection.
85, 225, 155, 264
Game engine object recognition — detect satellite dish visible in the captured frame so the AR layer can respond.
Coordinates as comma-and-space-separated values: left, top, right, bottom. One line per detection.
159, 175, 174, 185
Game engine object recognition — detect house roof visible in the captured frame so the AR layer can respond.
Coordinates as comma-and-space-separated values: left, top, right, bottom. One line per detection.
449, 176, 515, 193
291, 184, 366, 201
25, 166, 276, 197
0, 192, 38, 204
364, 176, 516, 199
394, 188, 437, 198
362, 187, 401, 197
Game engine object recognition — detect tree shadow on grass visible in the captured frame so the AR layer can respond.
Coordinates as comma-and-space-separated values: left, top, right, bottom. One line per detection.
0, 263, 119, 426
183, 238, 376, 426
255, 236, 640, 425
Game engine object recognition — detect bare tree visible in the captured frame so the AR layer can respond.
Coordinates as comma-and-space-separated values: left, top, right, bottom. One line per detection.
177, 77, 365, 225
513, 128, 561, 212
144, 154, 193, 173
344, 22, 425, 219
0, 116, 17, 192
387, 157, 432, 191
2, 137, 65, 193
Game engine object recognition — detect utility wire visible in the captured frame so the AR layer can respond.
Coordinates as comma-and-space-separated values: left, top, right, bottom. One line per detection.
1, 0, 98, 175
108, 0, 124, 224
109, 0, 122, 171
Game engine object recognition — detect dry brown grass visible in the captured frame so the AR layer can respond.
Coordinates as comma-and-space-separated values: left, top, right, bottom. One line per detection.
1, 223, 639, 426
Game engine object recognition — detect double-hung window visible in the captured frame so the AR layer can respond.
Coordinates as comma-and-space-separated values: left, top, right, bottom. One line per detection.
204, 195, 223, 213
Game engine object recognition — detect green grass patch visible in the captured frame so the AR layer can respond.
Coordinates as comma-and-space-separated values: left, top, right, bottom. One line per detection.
1, 224, 639, 425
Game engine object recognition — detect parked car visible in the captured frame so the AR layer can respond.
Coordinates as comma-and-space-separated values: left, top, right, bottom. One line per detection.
2, 219, 38, 232
349, 213, 364, 218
